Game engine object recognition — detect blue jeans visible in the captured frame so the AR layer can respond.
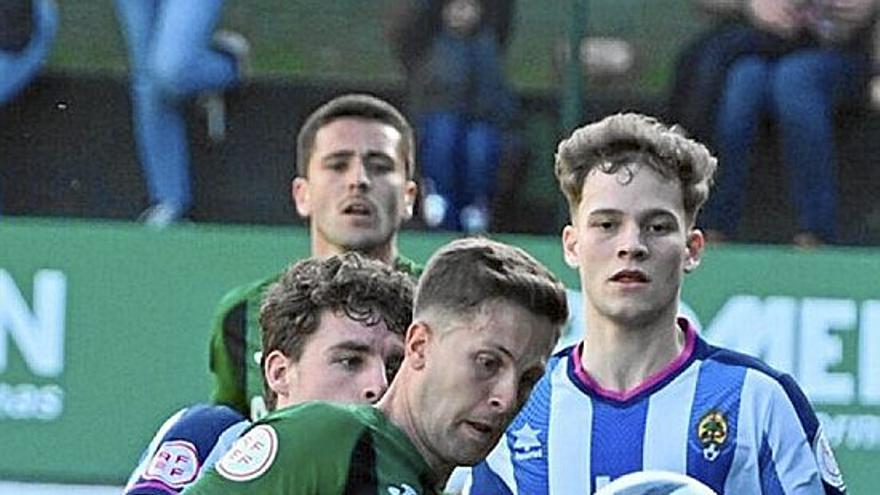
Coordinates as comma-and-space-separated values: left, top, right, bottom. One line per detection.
702, 49, 867, 242
0, 0, 58, 104
418, 112, 501, 231
114, 0, 239, 212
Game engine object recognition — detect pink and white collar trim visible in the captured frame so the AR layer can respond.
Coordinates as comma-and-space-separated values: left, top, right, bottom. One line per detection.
571, 317, 696, 402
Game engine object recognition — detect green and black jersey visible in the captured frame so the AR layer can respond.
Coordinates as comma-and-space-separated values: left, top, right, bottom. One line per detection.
208, 256, 422, 419
187, 402, 440, 494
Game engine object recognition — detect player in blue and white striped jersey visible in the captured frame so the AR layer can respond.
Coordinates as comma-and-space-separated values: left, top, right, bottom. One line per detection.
467, 113, 844, 494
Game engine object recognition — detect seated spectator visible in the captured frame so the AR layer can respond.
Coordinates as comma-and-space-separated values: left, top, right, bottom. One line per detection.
674, 0, 877, 246
387, 0, 518, 234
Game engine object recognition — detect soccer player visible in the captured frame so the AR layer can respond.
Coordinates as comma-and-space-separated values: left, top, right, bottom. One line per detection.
124, 252, 415, 494
209, 93, 421, 420
186, 237, 569, 494
467, 113, 846, 494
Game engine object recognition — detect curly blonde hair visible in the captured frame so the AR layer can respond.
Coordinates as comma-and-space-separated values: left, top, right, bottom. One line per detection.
555, 112, 717, 225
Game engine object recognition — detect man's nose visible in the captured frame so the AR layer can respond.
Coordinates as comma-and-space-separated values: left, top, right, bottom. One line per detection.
617, 223, 648, 260
361, 362, 389, 403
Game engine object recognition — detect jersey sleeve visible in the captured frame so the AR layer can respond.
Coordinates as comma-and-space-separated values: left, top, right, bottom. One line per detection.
124, 404, 249, 495
760, 372, 846, 495
186, 404, 362, 494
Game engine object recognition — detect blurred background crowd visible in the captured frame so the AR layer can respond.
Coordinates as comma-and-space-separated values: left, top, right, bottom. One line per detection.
3, 0, 880, 246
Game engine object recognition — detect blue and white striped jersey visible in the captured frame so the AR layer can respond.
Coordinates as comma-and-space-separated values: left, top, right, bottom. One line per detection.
124, 404, 250, 495
468, 318, 845, 495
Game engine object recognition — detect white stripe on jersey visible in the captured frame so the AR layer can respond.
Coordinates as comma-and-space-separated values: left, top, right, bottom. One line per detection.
642, 360, 700, 473
548, 358, 593, 494
724, 368, 824, 493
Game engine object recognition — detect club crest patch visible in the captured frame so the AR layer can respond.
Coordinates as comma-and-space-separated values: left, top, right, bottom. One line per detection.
813, 426, 845, 489
216, 424, 279, 482
696, 410, 728, 462
144, 440, 200, 488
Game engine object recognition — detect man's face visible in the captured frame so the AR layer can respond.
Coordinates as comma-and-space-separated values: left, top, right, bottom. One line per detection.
269, 310, 404, 410
292, 117, 417, 258
410, 300, 557, 467
562, 164, 703, 326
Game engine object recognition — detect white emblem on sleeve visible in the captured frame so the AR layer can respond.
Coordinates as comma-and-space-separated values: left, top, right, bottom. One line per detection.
216, 424, 279, 482
143, 440, 200, 488
813, 426, 845, 489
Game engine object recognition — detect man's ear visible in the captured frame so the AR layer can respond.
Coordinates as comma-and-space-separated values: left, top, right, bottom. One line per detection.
684, 228, 705, 273
562, 224, 579, 269
264, 350, 296, 402
292, 177, 311, 218
405, 321, 432, 370
402, 179, 418, 220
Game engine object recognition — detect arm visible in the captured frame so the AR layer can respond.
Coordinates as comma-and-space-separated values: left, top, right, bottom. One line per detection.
763, 374, 846, 494
186, 405, 359, 494
124, 405, 249, 495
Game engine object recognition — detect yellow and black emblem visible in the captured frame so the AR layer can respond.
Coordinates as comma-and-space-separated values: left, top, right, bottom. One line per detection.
696, 410, 728, 461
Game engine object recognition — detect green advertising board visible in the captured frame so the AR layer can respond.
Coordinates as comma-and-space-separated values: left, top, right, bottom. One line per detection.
1, 219, 878, 490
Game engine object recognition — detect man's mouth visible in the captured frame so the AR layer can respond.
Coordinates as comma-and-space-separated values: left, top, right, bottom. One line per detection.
610, 270, 649, 283
464, 420, 496, 437
341, 200, 373, 217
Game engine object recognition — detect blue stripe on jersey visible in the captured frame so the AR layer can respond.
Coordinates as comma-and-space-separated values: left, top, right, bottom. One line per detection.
759, 435, 785, 495
686, 359, 746, 494
470, 463, 515, 495
589, 398, 648, 486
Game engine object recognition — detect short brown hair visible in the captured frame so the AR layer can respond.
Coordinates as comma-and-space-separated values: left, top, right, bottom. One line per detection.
414, 237, 568, 333
259, 252, 415, 410
295, 93, 416, 179
555, 112, 717, 225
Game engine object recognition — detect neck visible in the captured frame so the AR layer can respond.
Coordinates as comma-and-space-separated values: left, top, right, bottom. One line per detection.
376, 378, 450, 487
311, 235, 397, 265
580, 307, 686, 393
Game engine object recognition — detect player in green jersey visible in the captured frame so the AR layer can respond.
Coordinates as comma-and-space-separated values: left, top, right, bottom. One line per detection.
188, 237, 570, 494
209, 94, 421, 419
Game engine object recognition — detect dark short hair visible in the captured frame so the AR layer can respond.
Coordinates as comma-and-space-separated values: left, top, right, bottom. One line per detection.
259, 252, 415, 410
295, 93, 416, 179
555, 112, 717, 225
414, 237, 569, 332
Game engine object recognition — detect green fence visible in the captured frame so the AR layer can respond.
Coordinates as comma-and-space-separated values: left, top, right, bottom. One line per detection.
1, 219, 878, 489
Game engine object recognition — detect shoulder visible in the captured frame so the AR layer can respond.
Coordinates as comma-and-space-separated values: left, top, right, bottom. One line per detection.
394, 255, 423, 278
699, 340, 820, 438
214, 273, 282, 315
252, 402, 372, 451
125, 405, 250, 494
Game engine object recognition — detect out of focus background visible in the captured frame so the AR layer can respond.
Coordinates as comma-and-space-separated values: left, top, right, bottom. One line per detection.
2, 0, 879, 492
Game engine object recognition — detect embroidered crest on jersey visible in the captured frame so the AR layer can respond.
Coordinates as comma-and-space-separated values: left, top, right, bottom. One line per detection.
813, 426, 845, 489
387, 483, 419, 495
696, 410, 728, 461
511, 423, 543, 461
216, 424, 278, 482
143, 440, 200, 488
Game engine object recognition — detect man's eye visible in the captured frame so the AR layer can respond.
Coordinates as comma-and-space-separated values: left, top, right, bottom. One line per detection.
648, 222, 673, 234
476, 354, 500, 375
591, 220, 616, 231
367, 159, 395, 174
337, 356, 362, 370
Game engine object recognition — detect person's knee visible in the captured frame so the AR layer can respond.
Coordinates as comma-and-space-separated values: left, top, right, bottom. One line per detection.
147, 52, 189, 98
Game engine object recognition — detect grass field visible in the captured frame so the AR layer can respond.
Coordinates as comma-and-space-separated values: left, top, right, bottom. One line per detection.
51, 0, 704, 95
